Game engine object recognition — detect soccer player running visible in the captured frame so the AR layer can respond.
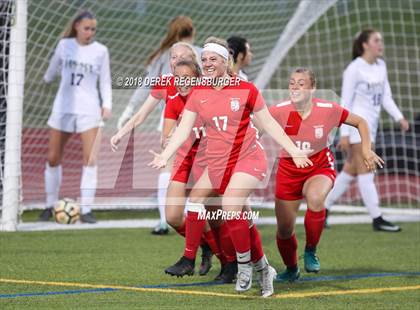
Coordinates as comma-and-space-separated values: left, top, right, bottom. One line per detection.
158, 58, 226, 277
149, 37, 313, 297
111, 43, 215, 274
39, 10, 112, 223
117, 16, 200, 235
325, 29, 409, 232
269, 68, 384, 282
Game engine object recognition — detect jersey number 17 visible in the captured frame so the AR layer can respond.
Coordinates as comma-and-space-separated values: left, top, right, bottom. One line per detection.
70, 73, 84, 86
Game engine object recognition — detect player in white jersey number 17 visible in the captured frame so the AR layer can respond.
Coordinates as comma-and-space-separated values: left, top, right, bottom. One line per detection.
39, 10, 112, 224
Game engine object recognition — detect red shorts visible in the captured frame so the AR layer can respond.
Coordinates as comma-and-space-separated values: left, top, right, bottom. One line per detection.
208, 143, 267, 195
171, 152, 206, 185
275, 150, 336, 201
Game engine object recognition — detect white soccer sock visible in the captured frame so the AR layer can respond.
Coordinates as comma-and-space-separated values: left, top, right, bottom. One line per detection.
253, 254, 269, 272
45, 163, 62, 208
237, 250, 251, 264
80, 165, 97, 214
325, 171, 355, 210
357, 173, 382, 219
157, 172, 171, 225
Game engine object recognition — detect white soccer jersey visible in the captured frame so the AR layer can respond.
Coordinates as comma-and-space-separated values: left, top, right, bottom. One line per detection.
340, 57, 403, 140
44, 38, 112, 116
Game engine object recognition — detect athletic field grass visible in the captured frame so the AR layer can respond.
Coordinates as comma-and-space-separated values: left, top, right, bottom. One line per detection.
1, 222, 419, 309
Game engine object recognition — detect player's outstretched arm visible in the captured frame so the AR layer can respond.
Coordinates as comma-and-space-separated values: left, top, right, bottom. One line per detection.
110, 95, 160, 151
254, 106, 313, 168
148, 109, 197, 169
344, 113, 384, 171
161, 118, 177, 148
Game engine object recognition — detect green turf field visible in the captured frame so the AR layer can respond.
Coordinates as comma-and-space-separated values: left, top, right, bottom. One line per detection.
1, 222, 419, 309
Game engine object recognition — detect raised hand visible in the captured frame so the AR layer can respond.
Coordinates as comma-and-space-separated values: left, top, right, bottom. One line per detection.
148, 150, 167, 169
291, 149, 314, 169
362, 149, 384, 172
110, 134, 122, 152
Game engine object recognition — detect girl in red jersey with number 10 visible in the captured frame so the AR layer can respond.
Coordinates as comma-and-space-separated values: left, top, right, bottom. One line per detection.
269, 68, 384, 282
150, 37, 313, 297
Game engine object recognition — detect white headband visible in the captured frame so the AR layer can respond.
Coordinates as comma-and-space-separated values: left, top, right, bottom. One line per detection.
202, 43, 229, 60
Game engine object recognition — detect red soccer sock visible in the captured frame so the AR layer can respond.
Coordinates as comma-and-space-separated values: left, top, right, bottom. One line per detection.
276, 234, 298, 268
226, 217, 251, 258
250, 224, 264, 263
184, 211, 206, 260
203, 230, 226, 265
217, 222, 236, 263
174, 221, 186, 237
304, 208, 326, 250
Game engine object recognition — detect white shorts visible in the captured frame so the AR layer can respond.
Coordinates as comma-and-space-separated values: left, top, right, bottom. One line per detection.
48, 113, 103, 133
348, 123, 377, 145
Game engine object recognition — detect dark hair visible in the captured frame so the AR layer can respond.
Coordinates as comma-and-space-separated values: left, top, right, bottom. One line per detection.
174, 59, 202, 77
352, 28, 378, 60
293, 67, 316, 87
62, 10, 96, 38
227, 36, 248, 63
147, 16, 195, 65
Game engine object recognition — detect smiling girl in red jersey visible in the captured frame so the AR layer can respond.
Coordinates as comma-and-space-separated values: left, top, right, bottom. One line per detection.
269, 68, 384, 282
161, 60, 229, 278
149, 37, 313, 297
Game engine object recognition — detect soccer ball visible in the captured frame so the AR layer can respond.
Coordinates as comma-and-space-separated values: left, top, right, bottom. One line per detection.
54, 198, 80, 224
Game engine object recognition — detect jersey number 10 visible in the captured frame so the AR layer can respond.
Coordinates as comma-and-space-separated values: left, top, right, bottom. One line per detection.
295, 140, 311, 150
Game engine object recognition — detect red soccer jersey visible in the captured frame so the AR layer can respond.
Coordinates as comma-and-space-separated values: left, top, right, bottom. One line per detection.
164, 93, 207, 166
150, 74, 177, 101
269, 98, 349, 165
185, 78, 265, 171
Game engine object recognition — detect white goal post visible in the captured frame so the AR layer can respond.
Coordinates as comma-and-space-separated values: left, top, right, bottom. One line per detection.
1, 0, 27, 231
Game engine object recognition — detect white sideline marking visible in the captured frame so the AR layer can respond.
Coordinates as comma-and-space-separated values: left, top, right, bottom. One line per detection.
257, 202, 420, 216
16, 213, 420, 232
23, 200, 420, 216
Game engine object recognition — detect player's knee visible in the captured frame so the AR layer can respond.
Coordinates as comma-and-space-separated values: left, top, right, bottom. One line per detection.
47, 152, 61, 167
277, 225, 294, 239
188, 196, 206, 204
83, 156, 97, 166
306, 191, 325, 211
166, 212, 183, 228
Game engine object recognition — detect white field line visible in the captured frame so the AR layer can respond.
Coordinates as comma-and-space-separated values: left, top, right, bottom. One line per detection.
22, 200, 420, 216
17, 213, 420, 232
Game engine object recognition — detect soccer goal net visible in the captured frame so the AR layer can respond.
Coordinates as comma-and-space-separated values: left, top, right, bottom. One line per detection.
1, 0, 419, 229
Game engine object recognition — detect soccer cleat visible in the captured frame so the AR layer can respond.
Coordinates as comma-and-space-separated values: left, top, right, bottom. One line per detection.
324, 209, 330, 228
38, 207, 53, 221
214, 264, 225, 282
198, 243, 213, 276
164, 256, 195, 277
235, 262, 253, 293
373, 216, 401, 232
80, 212, 97, 224
275, 267, 300, 283
258, 265, 277, 298
151, 222, 169, 235
304, 248, 320, 273
215, 261, 237, 283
